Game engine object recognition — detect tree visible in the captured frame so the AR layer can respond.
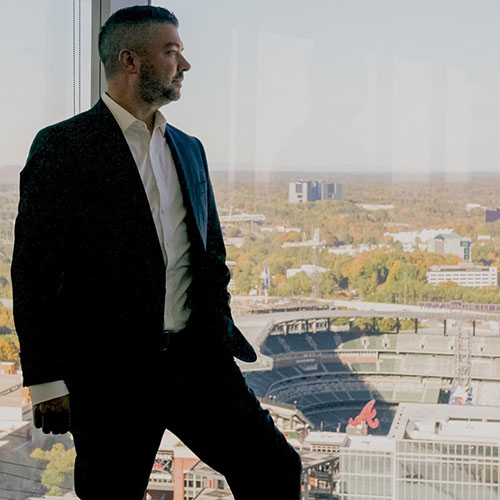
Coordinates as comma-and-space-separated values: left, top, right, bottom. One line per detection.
341, 233, 354, 245
225, 226, 242, 238
318, 270, 340, 297
0, 305, 14, 331
31, 443, 76, 496
276, 272, 312, 297
0, 334, 19, 366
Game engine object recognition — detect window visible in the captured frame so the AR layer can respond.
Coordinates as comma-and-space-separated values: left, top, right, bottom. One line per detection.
151, 0, 500, 495
5, 0, 500, 497
2, 0, 91, 495
2, 1, 91, 169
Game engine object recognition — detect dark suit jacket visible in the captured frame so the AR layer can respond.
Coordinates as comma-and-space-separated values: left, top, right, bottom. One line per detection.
11, 98, 256, 388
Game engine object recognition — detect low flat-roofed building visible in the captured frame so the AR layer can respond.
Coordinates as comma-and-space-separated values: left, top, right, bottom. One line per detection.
304, 431, 347, 454
301, 449, 341, 500
260, 398, 312, 442
339, 403, 500, 500
0, 371, 31, 425
190, 489, 234, 499
427, 263, 498, 287
146, 430, 200, 500
0, 419, 31, 456
286, 264, 327, 279
183, 460, 230, 500
147, 430, 177, 499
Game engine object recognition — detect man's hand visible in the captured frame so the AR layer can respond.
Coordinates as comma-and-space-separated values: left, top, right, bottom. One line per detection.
33, 395, 71, 434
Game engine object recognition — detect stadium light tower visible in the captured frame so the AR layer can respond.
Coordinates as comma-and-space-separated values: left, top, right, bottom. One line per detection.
451, 314, 473, 405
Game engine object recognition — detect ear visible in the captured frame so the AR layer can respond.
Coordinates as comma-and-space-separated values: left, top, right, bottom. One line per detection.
117, 49, 140, 75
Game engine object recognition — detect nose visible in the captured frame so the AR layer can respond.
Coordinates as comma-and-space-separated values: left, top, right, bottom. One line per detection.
178, 53, 191, 72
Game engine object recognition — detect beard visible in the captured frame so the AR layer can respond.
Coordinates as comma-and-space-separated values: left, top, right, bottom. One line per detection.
138, 62, 180, 106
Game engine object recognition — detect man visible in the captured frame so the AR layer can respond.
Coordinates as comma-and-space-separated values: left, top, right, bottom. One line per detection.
12, 6, 301, 500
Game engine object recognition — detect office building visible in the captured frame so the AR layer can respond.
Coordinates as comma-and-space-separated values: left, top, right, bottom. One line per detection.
427, 232, 472, 261
289, 181, 342, 203
486, 208, 500, 223
427, 263, 498, 287
338, 403, 500, 500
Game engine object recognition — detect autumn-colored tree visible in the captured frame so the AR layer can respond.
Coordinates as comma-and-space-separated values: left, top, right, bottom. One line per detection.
31, 443, 76, 496
275, 272, 312, 297
0, 305, 14, 331
206, 175, 500, 306
0, 334, 19, 366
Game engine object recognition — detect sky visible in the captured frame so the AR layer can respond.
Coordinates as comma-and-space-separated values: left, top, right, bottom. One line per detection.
2, 0, 500, 174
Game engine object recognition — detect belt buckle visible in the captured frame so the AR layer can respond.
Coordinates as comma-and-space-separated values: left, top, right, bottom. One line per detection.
159, 329, 176, 352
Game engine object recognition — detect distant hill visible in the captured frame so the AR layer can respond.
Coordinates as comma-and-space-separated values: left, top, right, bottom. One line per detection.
210, 168, 500, 185
211, 169, 392, 184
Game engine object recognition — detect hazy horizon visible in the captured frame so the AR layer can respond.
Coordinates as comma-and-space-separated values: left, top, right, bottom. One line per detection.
3, 160, 500, 187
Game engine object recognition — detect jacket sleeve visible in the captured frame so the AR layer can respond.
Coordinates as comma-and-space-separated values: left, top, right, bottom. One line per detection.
194, 138, 256, 362
11, 129, 72, 386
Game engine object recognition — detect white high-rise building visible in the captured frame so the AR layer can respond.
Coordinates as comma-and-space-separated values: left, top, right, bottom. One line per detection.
288, 180, 342, 203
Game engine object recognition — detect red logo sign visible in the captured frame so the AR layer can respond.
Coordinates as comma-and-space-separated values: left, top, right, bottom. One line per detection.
348, 399, 380, 429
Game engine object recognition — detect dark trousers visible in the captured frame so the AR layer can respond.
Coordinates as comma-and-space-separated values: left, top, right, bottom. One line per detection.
67, 328, 302, 500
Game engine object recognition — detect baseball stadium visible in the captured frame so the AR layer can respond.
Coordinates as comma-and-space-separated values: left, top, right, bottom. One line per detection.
242, 304, 500, 435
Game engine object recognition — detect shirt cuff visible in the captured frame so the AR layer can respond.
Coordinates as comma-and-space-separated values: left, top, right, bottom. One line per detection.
30, 380, 69, 405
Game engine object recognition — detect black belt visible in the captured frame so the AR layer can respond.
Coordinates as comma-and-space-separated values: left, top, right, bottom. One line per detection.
154, 328, 187, 352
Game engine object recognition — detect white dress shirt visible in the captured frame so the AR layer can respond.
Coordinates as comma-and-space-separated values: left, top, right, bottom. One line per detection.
30, 93, 192, 404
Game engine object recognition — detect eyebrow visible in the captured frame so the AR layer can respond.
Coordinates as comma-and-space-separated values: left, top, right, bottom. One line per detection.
165, 42, 184, 50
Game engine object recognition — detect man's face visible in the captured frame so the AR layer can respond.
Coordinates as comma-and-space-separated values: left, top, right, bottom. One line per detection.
137, 23, 191, 106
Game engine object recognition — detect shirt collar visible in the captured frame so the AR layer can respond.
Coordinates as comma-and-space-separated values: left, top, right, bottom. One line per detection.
101, 92, 167, 135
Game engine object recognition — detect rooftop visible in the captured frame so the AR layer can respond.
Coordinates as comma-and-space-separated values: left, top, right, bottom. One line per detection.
389, 403, 500, 442
343, 435, 396, 453
191, 489, 234, 500
435, 232, 462, 240
0, 420, 30, 447
0, 387, 30, 408
305, 431, 347, 446
428, 263, 496, 272
190, 460, 225, 479
300, 450, 340, 468
158, 429, 182, 451
0, 373, 22, 396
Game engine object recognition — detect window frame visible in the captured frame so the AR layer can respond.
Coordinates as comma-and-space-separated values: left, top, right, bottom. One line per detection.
90, 0, 151, 106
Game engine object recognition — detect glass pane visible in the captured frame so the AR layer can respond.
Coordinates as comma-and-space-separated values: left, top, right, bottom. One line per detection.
8, 0, 500, 497
3, 0, 91, 494
2, 0, 91, 169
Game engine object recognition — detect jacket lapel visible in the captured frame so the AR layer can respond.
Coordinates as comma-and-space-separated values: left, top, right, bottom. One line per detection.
89, 98, 208, 252
164, 125, 208, 250
89, 99, 165, 266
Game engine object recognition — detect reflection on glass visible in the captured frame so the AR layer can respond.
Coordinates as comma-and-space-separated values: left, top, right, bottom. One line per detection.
2, 0, 500, 497
1, 0, 90, 497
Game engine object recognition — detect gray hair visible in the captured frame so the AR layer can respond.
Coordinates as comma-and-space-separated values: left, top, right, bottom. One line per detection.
98, 5, 179, 79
